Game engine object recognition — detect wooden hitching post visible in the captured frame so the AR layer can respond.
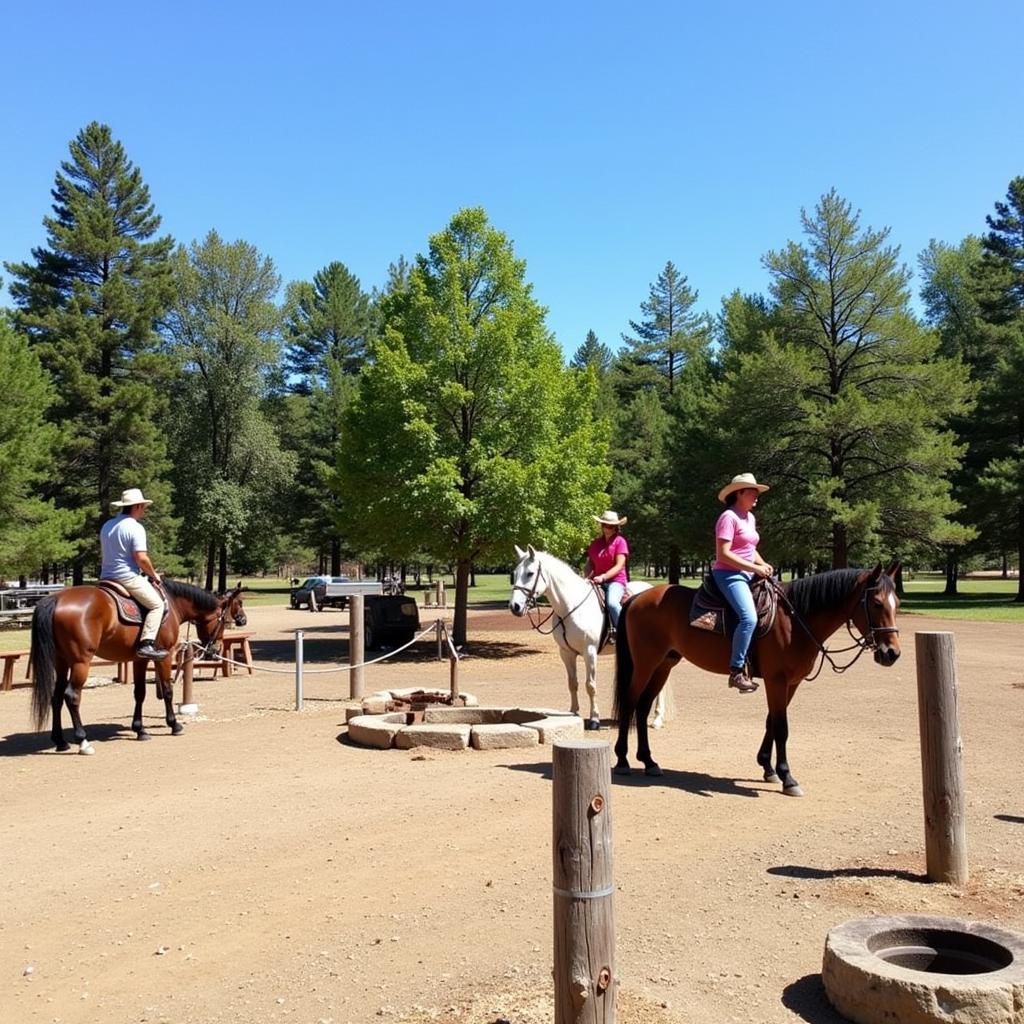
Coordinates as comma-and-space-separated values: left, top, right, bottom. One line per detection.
350, 594, 364, 699
552, 740, 616, 1024
915, 631, 969, 884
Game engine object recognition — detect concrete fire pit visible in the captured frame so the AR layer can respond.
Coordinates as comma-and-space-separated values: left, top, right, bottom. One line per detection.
823, 914, 1024, 1024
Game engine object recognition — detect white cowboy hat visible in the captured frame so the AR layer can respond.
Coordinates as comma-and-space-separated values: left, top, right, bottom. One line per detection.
110, 487, 153, 509
717, 473, 770, 503
593, 510, 628, 527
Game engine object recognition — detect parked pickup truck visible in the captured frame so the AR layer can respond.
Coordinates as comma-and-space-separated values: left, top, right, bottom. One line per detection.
290, 578, 419, 650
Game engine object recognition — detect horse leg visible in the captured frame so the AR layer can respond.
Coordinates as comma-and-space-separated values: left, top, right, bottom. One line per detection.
62, 664, 94, 755
558, 646, 580, 717
635, 664, 672, 777
764, 680, 801, 796
50, 662, 70, 752
131, 659, 151, 740
756, 711, 780, 784
157, 664, 183, 735
582, 646, 600, 731
613, 707, 634, 775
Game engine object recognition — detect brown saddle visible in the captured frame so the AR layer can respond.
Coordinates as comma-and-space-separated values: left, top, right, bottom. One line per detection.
688, 575, 780, 639
95, 580, 168, 628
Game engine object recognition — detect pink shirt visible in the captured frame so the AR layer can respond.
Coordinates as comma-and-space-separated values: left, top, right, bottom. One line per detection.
713, 509, 759, 571
587, 534, 629, 585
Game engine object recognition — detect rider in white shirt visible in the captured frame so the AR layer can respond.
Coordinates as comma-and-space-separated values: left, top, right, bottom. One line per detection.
99, 487, 168, 661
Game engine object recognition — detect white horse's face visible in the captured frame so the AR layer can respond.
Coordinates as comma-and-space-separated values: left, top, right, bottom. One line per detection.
509, 544, 548, 616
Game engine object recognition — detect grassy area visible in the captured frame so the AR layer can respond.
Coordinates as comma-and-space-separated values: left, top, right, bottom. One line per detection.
898, 574, 1024, 622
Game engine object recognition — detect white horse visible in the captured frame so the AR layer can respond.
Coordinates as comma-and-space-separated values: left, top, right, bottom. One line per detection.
508, 544, 671, 731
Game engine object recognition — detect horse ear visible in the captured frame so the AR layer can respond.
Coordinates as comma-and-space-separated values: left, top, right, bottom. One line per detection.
514, 544, 526, 559
527, 544, 536, 558
885, 560, 901, 579
868, 564, 883, 582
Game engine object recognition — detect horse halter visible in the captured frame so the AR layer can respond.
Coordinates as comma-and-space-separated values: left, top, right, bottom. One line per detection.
511, 562, 545, 611
851, 582, 901, 651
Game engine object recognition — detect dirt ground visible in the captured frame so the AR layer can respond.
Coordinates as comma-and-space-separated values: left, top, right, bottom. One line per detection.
1, 599, 1022, 1024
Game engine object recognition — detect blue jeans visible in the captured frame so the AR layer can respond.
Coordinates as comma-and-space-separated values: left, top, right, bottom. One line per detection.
603, 581, 625, 628
712, 569, 756, 670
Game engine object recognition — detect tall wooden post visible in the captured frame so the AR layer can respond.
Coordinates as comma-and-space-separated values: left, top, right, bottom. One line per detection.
179, 644, 196, 713
349, 594, 364, 699
552, 740, 616, 1024
915, 631, 969, 884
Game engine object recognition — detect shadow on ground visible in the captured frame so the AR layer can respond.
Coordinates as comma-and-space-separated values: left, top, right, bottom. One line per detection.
251, 637, 537, 666
769, 863, 926, 883
0, 721, 139, 756
781, 974, 849, 1023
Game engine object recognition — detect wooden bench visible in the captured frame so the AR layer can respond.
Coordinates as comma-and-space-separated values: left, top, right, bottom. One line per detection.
1, 649, 31, 691
219, 631, 255, 677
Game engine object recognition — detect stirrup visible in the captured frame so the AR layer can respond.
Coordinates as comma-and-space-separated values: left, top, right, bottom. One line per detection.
136, 642, 169, 662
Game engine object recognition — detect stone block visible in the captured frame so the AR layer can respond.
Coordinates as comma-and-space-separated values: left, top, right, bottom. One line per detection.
394, 723, 471, 750
471, 724, 540, 750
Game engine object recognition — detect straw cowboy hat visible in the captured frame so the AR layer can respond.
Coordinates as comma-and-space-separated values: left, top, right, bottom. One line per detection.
110, 487, 153, 509
717, 473, 770, 503
593, 510, 628, 527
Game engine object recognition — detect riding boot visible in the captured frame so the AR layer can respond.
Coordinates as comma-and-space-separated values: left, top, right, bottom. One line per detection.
728, 667, 758, 693
137, 640, 169, 662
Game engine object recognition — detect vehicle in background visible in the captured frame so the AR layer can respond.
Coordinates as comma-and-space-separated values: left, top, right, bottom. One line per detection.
289, 575, 350, 610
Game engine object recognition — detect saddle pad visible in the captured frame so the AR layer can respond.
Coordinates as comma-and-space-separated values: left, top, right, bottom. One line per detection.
95, 581, 167, 628
688, 576, 779, 639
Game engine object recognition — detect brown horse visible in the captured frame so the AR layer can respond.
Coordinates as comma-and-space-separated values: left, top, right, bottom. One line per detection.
30, 580, 246, 754
612, 564, 901, 795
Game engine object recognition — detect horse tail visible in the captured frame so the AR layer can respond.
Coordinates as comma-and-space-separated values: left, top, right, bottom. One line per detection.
30, 596, 58, 731
612, 598, 635, 731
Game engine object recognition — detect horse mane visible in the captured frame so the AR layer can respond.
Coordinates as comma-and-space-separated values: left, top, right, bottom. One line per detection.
784, 568, 894, 619
163, 578, 221, 612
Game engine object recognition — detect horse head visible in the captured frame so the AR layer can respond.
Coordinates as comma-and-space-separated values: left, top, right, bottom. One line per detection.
509, 544, 547, 616
191, 584, 246, 659
852, 563, 901, 666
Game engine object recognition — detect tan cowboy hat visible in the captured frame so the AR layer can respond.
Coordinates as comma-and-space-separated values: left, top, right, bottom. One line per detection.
110, 487, 153, 509
593, 510, 628, 527
717, 473, 770, 503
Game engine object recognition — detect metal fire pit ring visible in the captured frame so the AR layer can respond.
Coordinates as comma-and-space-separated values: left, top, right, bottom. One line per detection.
823, 914, 1024, 1024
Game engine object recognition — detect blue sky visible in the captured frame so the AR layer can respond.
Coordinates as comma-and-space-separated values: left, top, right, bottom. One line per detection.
2, 0, 1022, 357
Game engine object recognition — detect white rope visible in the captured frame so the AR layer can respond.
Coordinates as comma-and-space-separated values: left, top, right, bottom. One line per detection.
180, 623, 440, 676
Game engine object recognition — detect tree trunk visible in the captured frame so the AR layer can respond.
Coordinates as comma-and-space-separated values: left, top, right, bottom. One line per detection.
667, 544, 680, 585
1017, 504, 1024, 602
894, 565, 905, 597
453, 558, 471, 647
331, 538, 341, 577
73, 559, 84, 586
832, 522, 848, 569
218, 542, 228, 594
205, 541, 216, 591
943, 550, 958, 596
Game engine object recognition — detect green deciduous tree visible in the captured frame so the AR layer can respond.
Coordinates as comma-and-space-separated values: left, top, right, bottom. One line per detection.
164, 231, 295, 589
337, 208, 610, 645
4, 122, 175, 581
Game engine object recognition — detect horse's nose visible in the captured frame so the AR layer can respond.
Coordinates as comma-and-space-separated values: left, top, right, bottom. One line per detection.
509, 599, 522, 617
875, 645, 900, 666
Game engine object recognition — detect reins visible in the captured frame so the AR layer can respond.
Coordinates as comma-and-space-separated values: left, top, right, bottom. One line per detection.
513, 561, 600, 653
769, 577, 899, 682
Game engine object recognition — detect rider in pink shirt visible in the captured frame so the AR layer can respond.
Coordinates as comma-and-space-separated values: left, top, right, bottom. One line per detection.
586, 510, 630, 636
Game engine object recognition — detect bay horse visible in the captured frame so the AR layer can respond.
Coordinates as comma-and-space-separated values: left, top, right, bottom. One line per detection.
30, 579, 246, 754
612, 564, 901, 795
509, 545, 670, 730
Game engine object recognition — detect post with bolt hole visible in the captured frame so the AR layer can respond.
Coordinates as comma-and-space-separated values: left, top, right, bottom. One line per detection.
552, 740, 616, 1023
915, 631, 969, 884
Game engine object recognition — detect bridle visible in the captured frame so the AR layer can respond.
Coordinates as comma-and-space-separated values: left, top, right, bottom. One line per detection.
199, 590, 243, 658
774, 578, 900, 681
512, 559, 598, 650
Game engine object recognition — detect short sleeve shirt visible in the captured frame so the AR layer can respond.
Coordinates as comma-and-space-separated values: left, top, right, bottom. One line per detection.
713, 509, 759, 570
99, 514, 148, 581
587, 534, 630, 585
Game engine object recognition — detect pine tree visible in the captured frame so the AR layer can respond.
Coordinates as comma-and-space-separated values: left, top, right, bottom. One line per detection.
969, 178, 1024, 598
570, 329, 613, 374
4, 122, 175, 581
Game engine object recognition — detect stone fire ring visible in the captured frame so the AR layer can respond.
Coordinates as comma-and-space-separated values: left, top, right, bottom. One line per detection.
823, 914, 1024, 1024
346, 688, 585, 751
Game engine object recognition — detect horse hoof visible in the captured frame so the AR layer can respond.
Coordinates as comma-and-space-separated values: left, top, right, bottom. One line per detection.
136, 731, 151, 741
783, 783, 804, 797
79, 742, 95, 756
613, 763, 632, 776
171, 723, 184, 735
584, 718, 601, 731
54, 744, 70, 753
651, 716, 664, 730
764, 771, 781, 785
644, 762, 663, 777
